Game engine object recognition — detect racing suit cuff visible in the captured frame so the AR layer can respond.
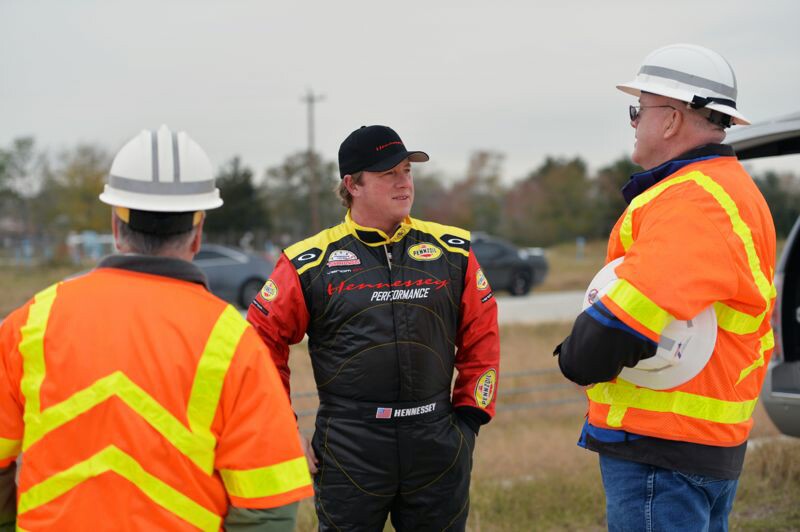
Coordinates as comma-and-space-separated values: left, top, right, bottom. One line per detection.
455, 406, 488, 436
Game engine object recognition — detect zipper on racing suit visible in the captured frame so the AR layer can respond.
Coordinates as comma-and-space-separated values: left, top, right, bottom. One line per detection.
384, 245, 392, 270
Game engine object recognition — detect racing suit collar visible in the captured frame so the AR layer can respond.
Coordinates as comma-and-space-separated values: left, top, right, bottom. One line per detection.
621, 143, 735, 204
345, 210, 413, 246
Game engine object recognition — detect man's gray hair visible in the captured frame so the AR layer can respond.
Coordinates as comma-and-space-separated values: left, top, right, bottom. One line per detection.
114, 215, 198, 256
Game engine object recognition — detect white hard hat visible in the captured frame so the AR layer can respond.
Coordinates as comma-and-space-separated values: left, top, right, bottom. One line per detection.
99, 125, 223, 212
583, 258, 717, 390
617, 43, 749, 126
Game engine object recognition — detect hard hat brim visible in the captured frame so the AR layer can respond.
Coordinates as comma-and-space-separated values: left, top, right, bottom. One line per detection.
617, 80, 751, 126
99, 186, 223, 212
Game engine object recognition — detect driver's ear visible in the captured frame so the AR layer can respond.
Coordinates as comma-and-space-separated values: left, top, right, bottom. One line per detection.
344, 174, 359, 197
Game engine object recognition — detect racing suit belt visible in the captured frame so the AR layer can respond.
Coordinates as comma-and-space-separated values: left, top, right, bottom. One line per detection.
317, 391, 451, 423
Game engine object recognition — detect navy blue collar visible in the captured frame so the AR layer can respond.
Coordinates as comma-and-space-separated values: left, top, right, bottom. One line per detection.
621, 144, 736, 204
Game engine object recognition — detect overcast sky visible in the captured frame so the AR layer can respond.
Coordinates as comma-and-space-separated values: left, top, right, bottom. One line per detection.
2, 1, 799, 183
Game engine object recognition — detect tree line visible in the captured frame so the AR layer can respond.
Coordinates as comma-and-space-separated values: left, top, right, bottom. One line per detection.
1, 137, 799, 258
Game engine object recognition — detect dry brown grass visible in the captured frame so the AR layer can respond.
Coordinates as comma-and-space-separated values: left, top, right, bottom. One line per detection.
537, 240, 607, 293
537, 238, 786, 294
290, 322, 797, 531
0, 264, 84, 318
2, 254, 795, 529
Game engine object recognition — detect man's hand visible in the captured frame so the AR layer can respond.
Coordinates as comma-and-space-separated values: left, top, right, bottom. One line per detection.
300, 434, 318, 474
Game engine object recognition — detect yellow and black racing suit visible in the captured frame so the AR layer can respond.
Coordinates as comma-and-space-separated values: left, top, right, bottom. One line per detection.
247, 212, 500, 531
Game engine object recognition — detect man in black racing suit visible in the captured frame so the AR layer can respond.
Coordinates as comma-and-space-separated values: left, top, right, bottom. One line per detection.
247, 125, 500, 531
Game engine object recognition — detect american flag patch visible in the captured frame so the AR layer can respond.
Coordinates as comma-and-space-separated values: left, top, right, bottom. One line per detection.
375, 407, 393, 419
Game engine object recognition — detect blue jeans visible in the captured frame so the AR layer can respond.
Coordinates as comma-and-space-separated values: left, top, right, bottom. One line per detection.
599, 454, 739, 532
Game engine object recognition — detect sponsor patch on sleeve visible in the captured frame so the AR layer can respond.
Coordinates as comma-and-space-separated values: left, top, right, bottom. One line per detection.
474, 369, 497, 409
476, 268, 489, 291
259, 279, 279, 302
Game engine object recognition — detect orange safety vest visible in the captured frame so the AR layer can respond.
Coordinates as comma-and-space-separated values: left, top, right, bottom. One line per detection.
588, 156, 776, 447
0, 267, 312, 530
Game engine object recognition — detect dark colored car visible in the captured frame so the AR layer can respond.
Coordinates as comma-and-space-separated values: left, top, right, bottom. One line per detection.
726, 111, 800, 437
471, 232, 548, 296
193, 244, 274, 309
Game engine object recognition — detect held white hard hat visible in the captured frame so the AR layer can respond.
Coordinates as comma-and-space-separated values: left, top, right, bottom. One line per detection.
99, 125, 223, 212
583, 258, 717, 390
617, 43, 750, 127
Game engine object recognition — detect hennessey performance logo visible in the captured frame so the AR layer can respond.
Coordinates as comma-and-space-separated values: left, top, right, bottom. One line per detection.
327, 278, 448, 296
371, 287, 431, 302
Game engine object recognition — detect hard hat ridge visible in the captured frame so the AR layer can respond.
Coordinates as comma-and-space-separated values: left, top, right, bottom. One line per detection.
99, 124, 223, 212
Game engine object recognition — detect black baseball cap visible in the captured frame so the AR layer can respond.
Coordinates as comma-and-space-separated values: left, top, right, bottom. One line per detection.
338, 125, 429, 179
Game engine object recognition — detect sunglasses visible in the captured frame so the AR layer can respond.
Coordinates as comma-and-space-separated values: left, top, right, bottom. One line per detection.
629, 104, 678, 121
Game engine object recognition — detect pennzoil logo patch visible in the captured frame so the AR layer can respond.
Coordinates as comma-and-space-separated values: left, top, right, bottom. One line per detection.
408, 242, 442, 261
476, 269, 489, 291
474, 369, 496, 409
327, 249, 361, 267
260, 279, 278, 302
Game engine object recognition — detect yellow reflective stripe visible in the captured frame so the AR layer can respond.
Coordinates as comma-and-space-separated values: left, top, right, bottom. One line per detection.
619, 207, 635, 251
606, 404, 627, 428
713, 301, 772, 336
606, 279, 674, 335
0, 437, 21, 460
619, 170, 774, 335
599, 379, 635, 427
23, 371, 212, 472
18, 283, 248, 475
221, 456, 311, 499
187, 305, 248, 453
588, 380, 758, 425
19, 284, 59, 419
18, 445, 221, 531
736, 329, 775, 386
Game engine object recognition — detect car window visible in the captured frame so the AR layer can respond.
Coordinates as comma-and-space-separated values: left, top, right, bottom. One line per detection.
194, 250, 226, 261
473, 241, 507, 261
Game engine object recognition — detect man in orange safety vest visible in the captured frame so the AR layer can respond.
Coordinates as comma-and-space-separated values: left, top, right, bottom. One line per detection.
557, 44, 776, 531
0, 125, 313, 530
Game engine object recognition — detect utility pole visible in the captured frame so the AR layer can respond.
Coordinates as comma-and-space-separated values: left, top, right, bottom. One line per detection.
302, 88, 325, 232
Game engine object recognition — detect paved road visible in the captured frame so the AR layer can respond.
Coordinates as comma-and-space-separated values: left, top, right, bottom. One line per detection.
496, 290, 585, 324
